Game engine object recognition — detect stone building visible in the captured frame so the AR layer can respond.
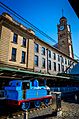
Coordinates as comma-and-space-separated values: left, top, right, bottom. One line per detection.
0, 12, 77, 75
58, 16, 74, 58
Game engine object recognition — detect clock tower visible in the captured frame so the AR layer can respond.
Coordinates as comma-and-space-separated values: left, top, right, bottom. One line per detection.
57, 16, 74, 58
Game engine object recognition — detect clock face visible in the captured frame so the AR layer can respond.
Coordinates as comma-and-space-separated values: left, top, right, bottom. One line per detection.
59, 25, 64, 30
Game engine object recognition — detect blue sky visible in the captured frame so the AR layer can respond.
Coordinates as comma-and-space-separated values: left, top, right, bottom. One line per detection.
0, 0, 79, 59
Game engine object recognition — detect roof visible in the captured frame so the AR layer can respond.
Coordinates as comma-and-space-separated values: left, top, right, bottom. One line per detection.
60, 16, 67, 20
69, 63, 79, 75
0, 67, 70, 80
53, 43, 58, 48
0, 67, 79, 82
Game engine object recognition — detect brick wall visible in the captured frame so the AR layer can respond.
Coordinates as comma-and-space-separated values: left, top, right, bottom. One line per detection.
0, 25, 11, 62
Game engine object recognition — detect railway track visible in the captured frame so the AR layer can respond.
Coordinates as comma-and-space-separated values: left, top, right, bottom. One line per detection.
0, 101, 56, 119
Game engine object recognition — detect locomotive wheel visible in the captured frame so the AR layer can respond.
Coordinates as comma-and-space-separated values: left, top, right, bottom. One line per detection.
34, 100, 41, 108
44, 98, 50, 106
21, 102, 30, 110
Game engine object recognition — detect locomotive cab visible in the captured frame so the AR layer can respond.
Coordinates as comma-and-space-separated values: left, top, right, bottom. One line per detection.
22, 82, 30, 90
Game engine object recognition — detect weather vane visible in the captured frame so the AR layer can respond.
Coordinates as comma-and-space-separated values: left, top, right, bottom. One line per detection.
62, 8, 64, 17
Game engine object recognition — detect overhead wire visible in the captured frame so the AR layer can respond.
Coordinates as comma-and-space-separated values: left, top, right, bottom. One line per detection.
0, 2, 79, 60
0, 2, 57, 44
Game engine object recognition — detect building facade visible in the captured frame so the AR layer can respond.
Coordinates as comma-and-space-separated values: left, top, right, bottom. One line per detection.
0, 13, 77, 74
0, 13, 35, 70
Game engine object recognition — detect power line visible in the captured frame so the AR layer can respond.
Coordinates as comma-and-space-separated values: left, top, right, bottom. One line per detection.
74, 54, 79, 59
0, 2, 57, 44
0, 2, 79, 60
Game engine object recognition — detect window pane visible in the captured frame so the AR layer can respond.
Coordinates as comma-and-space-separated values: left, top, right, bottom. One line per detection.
34, 55, 38, 66
54, 62, 56, 71
35, 43, 39, 53
42, 58, 45, 68
12, 48, 16, 61
22, 38, 26, 47
21, 51, 26, 63
48, 50, 51, 58
41, 47, 45, 55
65, 58, 67, 64
58, 55, 60, 61
13, 33, 18, 43
62, 65, 64, 72
68, 60, 70, 65
53, 53, 56, 60
58, 63, 60, 72
61, 57, 64, 63
48, 60, 51, 70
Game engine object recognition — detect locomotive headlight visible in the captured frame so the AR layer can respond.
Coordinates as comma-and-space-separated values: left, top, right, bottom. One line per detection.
46, 86, 50, 90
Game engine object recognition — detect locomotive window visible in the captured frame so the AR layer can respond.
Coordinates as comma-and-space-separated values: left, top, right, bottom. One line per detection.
22, 82, 30, 90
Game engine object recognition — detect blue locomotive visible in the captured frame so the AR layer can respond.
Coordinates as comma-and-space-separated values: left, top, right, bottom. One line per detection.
3, 80, 52, 110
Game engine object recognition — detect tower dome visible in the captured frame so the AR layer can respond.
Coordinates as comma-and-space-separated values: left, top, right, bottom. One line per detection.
59, 16, 67, 24
60, 16, 67, 20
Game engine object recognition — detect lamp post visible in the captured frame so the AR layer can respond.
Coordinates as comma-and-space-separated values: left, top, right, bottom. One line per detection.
24, 110, 28, 119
